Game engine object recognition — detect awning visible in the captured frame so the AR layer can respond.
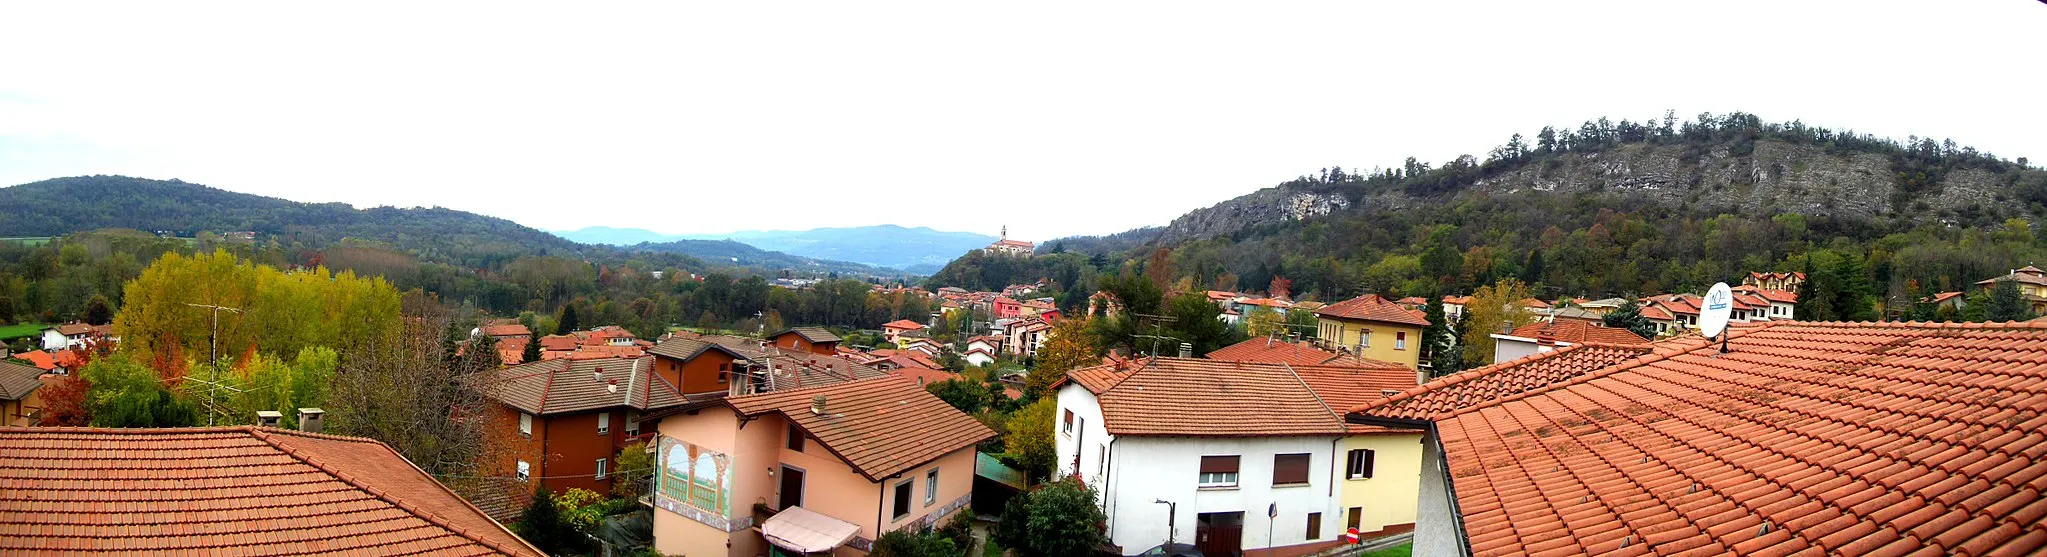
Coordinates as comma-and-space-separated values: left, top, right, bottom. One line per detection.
760, 506, 861, 554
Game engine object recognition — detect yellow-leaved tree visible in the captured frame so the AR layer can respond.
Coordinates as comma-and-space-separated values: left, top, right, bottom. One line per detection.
1460, 278, 1538, 366
1026, 317, 1099, 397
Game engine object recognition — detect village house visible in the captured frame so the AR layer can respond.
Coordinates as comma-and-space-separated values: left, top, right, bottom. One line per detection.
644, 376, 995, 557
881, 319, 927, 345
38, 322, 110, 352
1350, 320, 2047, 556
768, 327, 843, 356
1314, 294, 1431, 370
1487, 319, 1652, 364
0, 361, 46, 426
1976, 265, 2047, 314
1053, 358, 1423, 557
1740, 270, 1807, 291
1003, 317, 1052, 357
486, 356, 690, 497
0, 424, 548, 556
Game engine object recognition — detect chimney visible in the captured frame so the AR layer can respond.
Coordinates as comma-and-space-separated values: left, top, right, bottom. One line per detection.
811, 395, 828, 416
594, 366, 604, 382
1178, 343, 1193, 358
297, 408, 325, 433
256, 410, 283, 428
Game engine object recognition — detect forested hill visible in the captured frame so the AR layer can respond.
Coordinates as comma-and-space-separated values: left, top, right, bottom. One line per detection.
929, 112, 2047, 314
0, 175, 902, 277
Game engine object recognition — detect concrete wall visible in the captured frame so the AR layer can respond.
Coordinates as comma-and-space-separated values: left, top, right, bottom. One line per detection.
1413, 431, 1465, 557
1335, 433, 1423, 536
1490, 336, 1557, 365
1105, 436, 1344, 556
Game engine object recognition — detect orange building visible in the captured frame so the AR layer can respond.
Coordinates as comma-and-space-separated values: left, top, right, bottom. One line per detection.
768, 327, 842, 356
488, 356, 698, 496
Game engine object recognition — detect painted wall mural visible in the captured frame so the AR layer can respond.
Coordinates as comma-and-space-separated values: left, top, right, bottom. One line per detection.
657, 437, 738, 529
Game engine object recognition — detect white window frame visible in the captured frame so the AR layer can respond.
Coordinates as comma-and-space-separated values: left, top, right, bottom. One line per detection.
597, 412, 610, 435
1395, 331, 1407, 350
517, 460, 531, 482
595, 458, 609, 480
518, 413, 533, 437
625, 410, 639, 437
1198, 471, 1239, 488
925, 468, 939, 506
1062, 409, 1075, 436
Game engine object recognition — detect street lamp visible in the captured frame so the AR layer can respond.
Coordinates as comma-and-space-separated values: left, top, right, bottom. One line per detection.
1153, 499, 1176, 551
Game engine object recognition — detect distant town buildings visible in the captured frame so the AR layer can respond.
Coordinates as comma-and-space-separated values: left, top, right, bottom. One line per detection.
983, 226, 1034, 257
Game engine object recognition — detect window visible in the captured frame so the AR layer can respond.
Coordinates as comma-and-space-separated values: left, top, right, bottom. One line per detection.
1062, 409, 1075, 435
788, 424, 806, 452
518, 413, 532, 436
1098, 445, 1107, 479
1273, 453, 1311, 486
925, 469, 939, 506
718, 363, 729, 383
597, 412, 610, 435
892, 480, 913, 520
1306, 512, 1322, 540
1395, 332, 1407, 350
516, 461, 530, 482
1358, 330, 1370, 348
1198, 456, 1239, 488
625, 411, 640, 437
1346, 449, 1376, 480
595, 458, 608, 480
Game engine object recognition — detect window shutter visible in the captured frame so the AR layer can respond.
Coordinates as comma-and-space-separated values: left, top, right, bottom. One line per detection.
1273, 453, 1310, 485
1362, 449, 1376, 479
1199, 455, 1239, 474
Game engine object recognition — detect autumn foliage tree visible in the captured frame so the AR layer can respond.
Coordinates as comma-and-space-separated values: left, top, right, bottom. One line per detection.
1461, 278, 1536, 366
1025, 317, 1098, 397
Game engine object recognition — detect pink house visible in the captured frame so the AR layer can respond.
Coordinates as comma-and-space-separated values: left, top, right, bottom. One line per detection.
647, 376, 994, 557
992, 297, 1024, 320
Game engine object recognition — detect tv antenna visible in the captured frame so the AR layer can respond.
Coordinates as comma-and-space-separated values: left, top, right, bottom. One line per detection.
185, 302, 243, 426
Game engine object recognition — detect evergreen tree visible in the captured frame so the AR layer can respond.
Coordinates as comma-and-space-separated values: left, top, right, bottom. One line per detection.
555, 304, 581, 335
1796, 255, 1840, 321
1831, 254, 1878, 321
515, 488, 582, 555
521, 330, 541, 363
1419, 294, 1452, 370
1523, 249, 1546, 285
83, 295, 114, 326
1602, 298, 1658, 340
1987, 281, 2033, 322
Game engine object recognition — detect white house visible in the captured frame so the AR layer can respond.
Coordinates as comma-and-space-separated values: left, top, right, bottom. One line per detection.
962, 347, 997, 367
1053, 358, 1407, 557
1488, 319, 1653, 365
40, 323, 106, 352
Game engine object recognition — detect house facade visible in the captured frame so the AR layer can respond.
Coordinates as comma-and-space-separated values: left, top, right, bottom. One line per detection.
0, 361, 46, 427
488, 356, 687, 496
1313, 294, 1430, 370
1975, 265, 2047, 314
647, 377, 993, 557
768, 328, 842, 356
1488, 319, 1652, 364
1055, 358, 1422, 557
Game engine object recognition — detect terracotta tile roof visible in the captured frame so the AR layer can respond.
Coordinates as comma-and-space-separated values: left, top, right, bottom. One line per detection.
566, 345, 646, 360
538, 334, 579, 351
771, 327, 842, 344
1288, 364, 1418, 434
1382, 321, 2047, 556
1981, 270, 2047, 287
1354, 343, 1655, 420
1206, 337, 1411, 370
0, 360, 44, 400
489, 356, 687, 415
1060, 357, 1352, 437
888, 366, 959, 387
688, 334, 888, 390
1640, 305, 1677, 321
52, 322, 93, 336
1505, 320, 1653, 346
883, 319, 926, 331
0, 426, 544, 556
646, 337, 749, 363
1442, 295, 1472, 305
11, 350, 54, 371
1316, 294, 1431, 327
1932, 291, 1966, 303
1518, 298, 1551, 309
725, 376, 995, 481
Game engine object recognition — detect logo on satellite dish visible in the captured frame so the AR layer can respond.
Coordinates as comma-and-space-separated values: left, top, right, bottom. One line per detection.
1699, 283, 1734, 339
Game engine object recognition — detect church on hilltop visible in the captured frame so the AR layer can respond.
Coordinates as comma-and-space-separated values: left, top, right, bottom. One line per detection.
984, 226, 1034, 257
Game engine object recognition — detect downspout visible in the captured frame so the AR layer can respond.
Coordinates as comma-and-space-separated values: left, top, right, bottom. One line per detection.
1328, 437, 1339, 497
1104, 437, 1119, 535
877, 480, 889, 542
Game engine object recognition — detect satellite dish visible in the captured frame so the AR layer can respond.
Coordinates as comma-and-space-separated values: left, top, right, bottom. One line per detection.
1700, 282, 1734, 339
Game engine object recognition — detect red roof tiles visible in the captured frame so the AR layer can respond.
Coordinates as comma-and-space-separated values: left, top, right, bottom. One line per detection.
1317, 294, 1431, 327
1505, 320, 1653, 346
0, 426, 544, 556
725, 376, 994, 481
489, 357, 688, 415
1207, 336, 1411, 370
1062, 358, 1370, 437
1366, 321, 2047, 556
883, 319, 926, 331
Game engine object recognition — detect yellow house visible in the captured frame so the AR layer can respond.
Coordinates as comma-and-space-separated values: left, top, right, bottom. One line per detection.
1314, 294, 1430, 370
1975, 265, 2047, 314
0, 361, 47, 427
1290, 364, 1424, 541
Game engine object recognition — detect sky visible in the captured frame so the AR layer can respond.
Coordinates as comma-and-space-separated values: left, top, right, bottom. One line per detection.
3, 1, 2043, 241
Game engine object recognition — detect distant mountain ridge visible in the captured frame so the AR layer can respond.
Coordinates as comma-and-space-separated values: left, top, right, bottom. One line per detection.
556, 224, 995, 272
0, 175, 904, 277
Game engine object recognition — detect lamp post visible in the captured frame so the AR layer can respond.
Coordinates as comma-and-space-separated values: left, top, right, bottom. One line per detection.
1153, 499, 1175, 551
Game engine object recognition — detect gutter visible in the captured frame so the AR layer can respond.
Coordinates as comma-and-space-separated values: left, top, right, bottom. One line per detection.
1430, 420, 1475, 557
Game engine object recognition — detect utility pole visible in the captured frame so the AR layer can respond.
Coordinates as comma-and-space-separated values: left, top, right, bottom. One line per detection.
185, 302, 242, 426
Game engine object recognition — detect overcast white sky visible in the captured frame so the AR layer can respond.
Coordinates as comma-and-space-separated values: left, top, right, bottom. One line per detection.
3, 1, 2042, 240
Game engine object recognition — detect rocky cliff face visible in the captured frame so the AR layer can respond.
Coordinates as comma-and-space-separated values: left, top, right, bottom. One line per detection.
1157, 139, 2021, 244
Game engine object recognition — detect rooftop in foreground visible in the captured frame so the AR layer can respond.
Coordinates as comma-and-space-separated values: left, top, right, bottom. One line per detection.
1356, 320, 2047, 556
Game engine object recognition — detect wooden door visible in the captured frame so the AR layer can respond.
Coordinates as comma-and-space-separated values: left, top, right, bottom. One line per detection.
779, 466, 805, 509
1196, 512, 1243, 557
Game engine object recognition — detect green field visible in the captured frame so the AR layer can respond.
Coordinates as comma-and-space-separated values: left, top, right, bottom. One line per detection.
0, 237, 52, 247
1359, 543, 1413, 557
0, 323, 50, 341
